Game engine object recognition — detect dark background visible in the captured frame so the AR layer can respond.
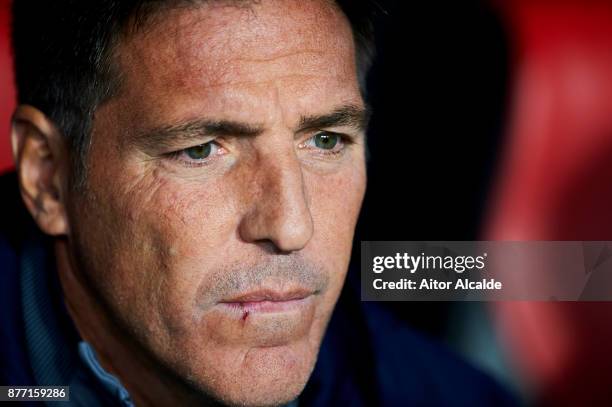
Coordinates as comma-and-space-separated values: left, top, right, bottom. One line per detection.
353, 0, 509, 336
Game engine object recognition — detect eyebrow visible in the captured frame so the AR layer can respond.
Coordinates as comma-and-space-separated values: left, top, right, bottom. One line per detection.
131, 103, 370, 151
131, 119, 264, 151
298, 104, 370, 134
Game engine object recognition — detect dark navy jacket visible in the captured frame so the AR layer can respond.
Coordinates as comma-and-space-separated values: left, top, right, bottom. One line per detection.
0, 172, 516, 406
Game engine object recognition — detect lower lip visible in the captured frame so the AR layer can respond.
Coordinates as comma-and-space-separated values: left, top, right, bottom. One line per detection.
218, 296, 313, 314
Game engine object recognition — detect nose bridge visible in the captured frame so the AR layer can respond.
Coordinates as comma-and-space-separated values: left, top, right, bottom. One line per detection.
239, 140, 314, 253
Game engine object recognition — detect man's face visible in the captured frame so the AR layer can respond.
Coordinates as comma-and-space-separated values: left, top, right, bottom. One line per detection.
68, 0, 366, 404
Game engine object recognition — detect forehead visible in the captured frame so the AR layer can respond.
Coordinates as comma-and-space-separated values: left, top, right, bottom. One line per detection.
110, 0, 360, 126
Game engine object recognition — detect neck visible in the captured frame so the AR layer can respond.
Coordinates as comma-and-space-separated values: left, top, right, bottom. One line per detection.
54, 239, 207, 406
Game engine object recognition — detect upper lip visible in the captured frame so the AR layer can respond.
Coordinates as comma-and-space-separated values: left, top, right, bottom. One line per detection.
220, 288, 314, 303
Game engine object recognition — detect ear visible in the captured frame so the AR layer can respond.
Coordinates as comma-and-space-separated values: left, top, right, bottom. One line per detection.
11, 105, 71, 236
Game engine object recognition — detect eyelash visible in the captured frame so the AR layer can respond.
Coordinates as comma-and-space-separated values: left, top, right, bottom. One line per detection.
298, 131, 353, 157
166, 131, 354, 168
165, 141, 225, 168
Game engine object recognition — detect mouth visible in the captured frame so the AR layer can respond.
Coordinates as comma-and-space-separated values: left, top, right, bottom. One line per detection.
218, 288, 316, 314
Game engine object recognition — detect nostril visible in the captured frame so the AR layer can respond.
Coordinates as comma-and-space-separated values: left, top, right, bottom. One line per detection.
257, 239, 288, 255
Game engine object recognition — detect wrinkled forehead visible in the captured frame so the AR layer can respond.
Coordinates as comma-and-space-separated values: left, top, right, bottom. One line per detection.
113, 0, 357, 96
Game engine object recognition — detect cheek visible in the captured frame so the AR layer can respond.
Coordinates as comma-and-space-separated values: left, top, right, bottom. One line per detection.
305, 159, 366, 278
122, 178, 241, 328
78, 164, 244, 340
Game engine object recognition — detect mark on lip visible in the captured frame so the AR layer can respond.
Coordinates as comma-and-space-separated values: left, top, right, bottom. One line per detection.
239, 302, 249, 323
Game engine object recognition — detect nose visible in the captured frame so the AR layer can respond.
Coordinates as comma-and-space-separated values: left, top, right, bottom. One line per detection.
238, 147, 314, 253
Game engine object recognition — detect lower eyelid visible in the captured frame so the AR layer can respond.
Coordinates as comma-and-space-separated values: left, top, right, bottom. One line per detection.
164, 148, 215, 167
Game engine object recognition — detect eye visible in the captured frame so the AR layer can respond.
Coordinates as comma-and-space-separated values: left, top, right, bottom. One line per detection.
185, 143, 213, 160
302, 131, 346, 154
313, 132, 339, 150
167, 140, 225, 167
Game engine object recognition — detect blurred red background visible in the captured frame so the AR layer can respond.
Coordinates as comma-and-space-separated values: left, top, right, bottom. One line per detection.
488, 1, 612, 405
0, 0, 15, 173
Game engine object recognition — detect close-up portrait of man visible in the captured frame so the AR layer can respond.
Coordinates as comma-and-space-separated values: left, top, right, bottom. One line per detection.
0, 0, 517, 406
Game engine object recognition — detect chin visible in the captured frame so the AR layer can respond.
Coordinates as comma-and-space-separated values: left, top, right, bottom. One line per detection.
181, 339, 318, 407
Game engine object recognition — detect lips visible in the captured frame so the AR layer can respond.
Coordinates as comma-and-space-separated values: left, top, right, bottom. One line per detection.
221, 288, 313, 303
218, 288, 315, 314
205, 287, 319, 346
